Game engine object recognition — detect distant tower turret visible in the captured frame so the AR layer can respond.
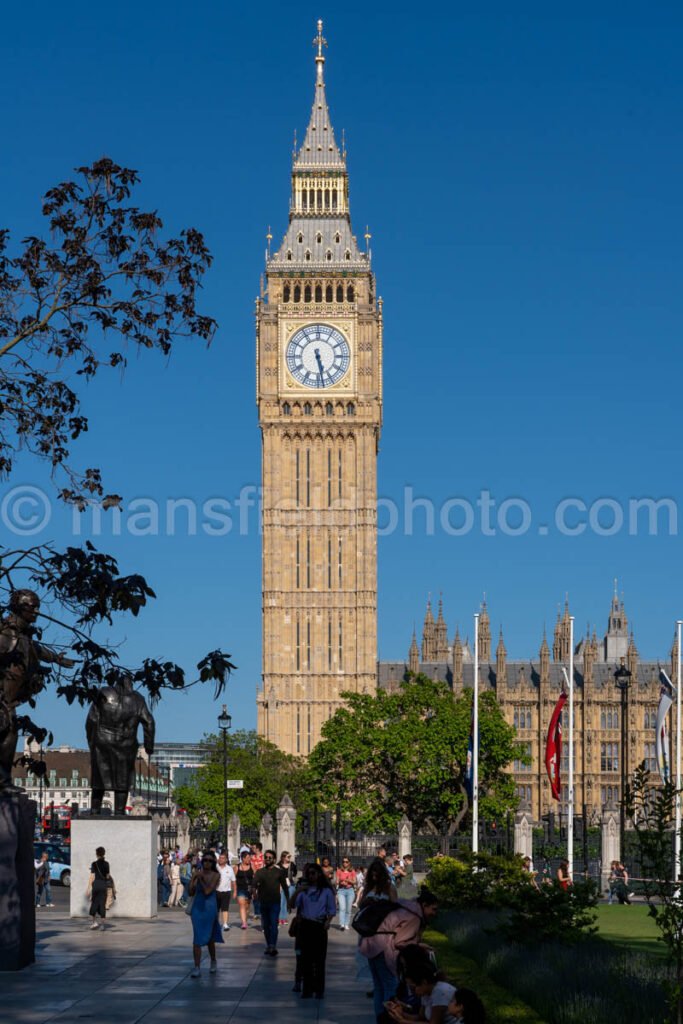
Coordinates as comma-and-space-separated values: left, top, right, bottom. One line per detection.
408, 630, 420, 675
539, 629, 550, 683
496, 627, 507, 683
453, 628, 463, 686
421, 599, 435, 661
434, 597, 449, 661
604, 582, 629, 663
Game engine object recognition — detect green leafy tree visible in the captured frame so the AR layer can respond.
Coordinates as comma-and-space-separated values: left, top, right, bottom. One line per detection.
172, 730, 308, 830
306, 674, 525, 832
625, 762, 683, 1024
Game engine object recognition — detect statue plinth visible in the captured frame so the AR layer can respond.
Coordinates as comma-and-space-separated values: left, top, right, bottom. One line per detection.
70, 817, 157, 919
0, 789, 36, 971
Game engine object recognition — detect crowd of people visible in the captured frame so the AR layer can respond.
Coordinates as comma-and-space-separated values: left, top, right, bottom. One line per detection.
154, 841, 485, 1022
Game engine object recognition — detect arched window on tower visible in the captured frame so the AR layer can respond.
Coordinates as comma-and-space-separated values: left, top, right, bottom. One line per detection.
297, 231, 303, 244
304, 284, 312, 303
345, 250, 351, 261
302, 191, 307, 211
335, 232, 341, 244
336, 284, 344, 303
326, 250, 332, 261
316, 232, 322, 245
325, 284, 333, 302
325, 402, 333, 416
286, 250, 292, 261
309, 189, 314, 209
317, 189, 323, 210
283, 284, 291, 302
293, 284, 301, 303
332, 190, 338, 211
304, 402, 312, 415
324, 188, 330, 209
282, 402, 291, 416
315, 284, 323, 303
346, 402, 355, 416
347, 284, 355, 302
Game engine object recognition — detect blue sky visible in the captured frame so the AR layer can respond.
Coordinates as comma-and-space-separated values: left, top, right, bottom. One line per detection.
1, 1, 682, 746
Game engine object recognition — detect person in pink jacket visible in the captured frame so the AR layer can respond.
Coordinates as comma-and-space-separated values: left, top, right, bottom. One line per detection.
360, 890, 439, 1022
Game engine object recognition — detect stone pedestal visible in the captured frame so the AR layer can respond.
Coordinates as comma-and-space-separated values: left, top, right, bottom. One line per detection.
601, 805, 620, 893
70, 818, 157, 919
0, 790, 36, 971
514, 809, 533, 862
276, 794, 296, 859
260, 812, 274, 853
397, 816, 413, 860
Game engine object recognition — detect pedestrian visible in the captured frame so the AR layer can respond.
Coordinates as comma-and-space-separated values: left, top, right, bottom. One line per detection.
391, 853, 406, 889
289, 864, 312, 993
189, 850, 223, 978
557, 860, 572, 891
360, 856, 398, 906
158, 851, 172, 906
35, 851, 53, 908
360, 887, 439, 1023
614, 861, 632, 905
235, 849, 254, 929
400, 854, 418, 899
179, 854, 193, 906
295, 863, 337, 999
86, 846, 112, 931
320, 855, 335, 882
278, 850, 297, 925
354, 862, 366, 907
253, 849, 290, 956
168, 857, 183, 907
217, 852, 237, 930
521, 856, 539, 891
250, 842, 264, 920
386, 962, 484, 1024
335, 855, 357, 930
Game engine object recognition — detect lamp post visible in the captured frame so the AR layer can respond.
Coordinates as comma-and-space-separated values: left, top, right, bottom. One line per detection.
218, 704, 232, 854
614, 659, 632, 859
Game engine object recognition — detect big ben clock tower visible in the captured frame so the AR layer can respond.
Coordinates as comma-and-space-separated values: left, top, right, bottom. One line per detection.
256, 21, 382, 756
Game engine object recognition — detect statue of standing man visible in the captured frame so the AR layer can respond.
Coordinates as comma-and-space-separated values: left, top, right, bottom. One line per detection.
86, 675, 155, 816
0, 590, 75, 789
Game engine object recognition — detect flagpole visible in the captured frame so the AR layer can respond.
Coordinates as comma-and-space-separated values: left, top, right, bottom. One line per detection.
676, 620, 682, 882
568, 616, 574, 879
473, 612, 479, 857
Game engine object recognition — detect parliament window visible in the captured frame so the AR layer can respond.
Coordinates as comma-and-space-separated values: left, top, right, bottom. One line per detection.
600, 708, 619, 729
513, 742, 532, 773
601, 785, 619, 805
296, 620, 300, 670
304, 402, 312, 415
296, 537, 300, 588
306, 620, 311, 670
325, 402, 333, 416
327, 536, 332, 588
315, 284, 322, 302
328, 619, 332, 669
601, 742, 619, 772
336, 284, 344, 302
644, 741, 657, 772
513, 708, 532, 730
306, 449, 311, 506
338, 536, 343, 586
295, 450, 300, 505
294, 284, 301, 303
282, 402, 291, 416
338, 617, 343, 670
644, 708, 656, 729
306, 535, 311, 588
347, 284, 355, 302
283, 285, 291, 302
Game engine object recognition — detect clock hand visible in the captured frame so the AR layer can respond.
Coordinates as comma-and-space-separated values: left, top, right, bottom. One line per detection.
314, 348, 325, 379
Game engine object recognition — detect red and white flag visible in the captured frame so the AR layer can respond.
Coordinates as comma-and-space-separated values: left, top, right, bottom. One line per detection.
545, 691, 568, 801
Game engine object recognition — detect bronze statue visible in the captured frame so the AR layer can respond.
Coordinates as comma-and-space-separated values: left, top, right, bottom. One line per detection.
0, 590, 75, 789
86, 675, 155, 815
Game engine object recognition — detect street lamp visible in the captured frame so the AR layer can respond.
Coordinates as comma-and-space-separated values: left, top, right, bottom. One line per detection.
218, 704, 232, 853
614, 659, 633, 859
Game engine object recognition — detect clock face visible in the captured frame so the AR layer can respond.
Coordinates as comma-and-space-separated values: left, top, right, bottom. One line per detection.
286, 324, 350, 389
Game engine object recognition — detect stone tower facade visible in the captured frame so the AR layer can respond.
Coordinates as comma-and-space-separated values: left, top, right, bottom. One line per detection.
256, 22, 382, 756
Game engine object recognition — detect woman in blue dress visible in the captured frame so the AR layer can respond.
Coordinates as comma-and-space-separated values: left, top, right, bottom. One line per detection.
189, 851, 223, 977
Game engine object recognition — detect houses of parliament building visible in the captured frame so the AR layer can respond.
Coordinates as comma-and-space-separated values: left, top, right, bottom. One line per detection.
378, 590, 674, 821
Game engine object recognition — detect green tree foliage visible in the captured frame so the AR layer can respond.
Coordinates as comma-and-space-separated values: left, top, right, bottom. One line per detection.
172, 730, 307, 830
306, 674, 525, 832
625, 762, 683, 1023
426, 852, 529, 909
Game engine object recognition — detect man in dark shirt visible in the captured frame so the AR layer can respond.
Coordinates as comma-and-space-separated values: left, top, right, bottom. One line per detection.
252, 850, 289, 956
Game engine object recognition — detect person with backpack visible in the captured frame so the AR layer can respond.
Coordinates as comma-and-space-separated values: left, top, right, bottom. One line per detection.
358, 886, 439, 1024
35, 851, 52, 908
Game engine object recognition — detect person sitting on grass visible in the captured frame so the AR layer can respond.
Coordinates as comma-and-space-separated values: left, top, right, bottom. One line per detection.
385, 959, 485, 1024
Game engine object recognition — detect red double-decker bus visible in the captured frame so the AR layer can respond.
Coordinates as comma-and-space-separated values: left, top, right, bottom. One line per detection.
42, 804, 71, 838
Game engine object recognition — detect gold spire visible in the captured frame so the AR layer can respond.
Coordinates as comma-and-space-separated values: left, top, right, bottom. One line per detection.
314, 18, 327, 81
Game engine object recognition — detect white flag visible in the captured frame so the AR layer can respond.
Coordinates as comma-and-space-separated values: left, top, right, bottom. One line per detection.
657, 670, 674, 783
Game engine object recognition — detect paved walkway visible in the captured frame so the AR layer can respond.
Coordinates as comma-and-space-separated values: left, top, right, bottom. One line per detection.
7, 896, 374, 1024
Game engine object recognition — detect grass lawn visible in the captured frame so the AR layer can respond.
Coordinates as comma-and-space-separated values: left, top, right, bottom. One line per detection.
425, 927, 548, 1024
595, 903, 665, 959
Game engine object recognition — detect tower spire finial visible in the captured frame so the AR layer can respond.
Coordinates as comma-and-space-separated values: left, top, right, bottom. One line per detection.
314, 18, 327, 81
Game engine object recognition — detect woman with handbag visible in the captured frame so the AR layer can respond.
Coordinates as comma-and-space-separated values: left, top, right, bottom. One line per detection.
86, 846, 112, 931
188, 851, 223, 978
